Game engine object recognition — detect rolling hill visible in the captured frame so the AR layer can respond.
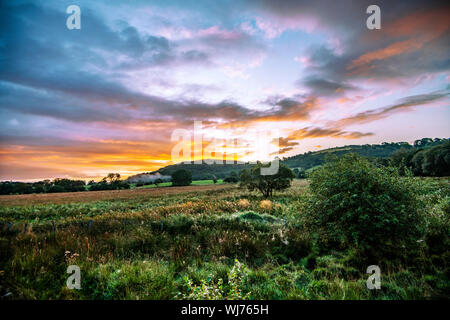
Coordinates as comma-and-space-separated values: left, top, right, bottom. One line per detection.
127, 138, 449, 181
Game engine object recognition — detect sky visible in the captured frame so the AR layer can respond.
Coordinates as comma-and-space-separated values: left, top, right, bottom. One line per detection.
0, 0, 449, 181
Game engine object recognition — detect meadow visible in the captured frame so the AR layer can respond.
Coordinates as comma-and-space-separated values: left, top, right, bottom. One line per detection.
132, 179, 224, 189
0, 177, 448, 300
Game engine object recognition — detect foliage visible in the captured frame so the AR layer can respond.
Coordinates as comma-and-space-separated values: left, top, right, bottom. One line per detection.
0, 179, 86, 195
154, 161, 252, 180
102, 173, 121, 184
304, 153, 425, 257
171, 169, 192, 186
284, 141, 415, 170
179, 259, 251, 300
293, 168, 307, 179
222, 171, 239, 183
89, 174, 130, 191
240, 163, 295, 198
390, 140, 450, 177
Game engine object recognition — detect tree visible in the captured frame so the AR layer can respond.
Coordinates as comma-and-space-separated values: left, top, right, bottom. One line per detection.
171, 169, 192, 186
212, 175, 218, 184
154, 178, 163, 186
224, 176, 238, 183
239, 163, 295, 198
297, 169, 306, 179
390, 147, 413, 167
224, 171, 239, 183
48, 185, 66, 193
103, 173, 121, 184
421, 141, 450, 176
52, 178, 85, 192
414, 138, 433, 148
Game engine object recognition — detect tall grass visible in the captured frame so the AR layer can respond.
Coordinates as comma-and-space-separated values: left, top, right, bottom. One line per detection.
0, 178, 448, 299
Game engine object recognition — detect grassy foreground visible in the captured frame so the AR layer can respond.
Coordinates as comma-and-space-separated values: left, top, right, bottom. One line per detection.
0, 178, 448, 299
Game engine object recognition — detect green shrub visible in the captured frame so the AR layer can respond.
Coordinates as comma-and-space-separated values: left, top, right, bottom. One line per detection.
423, 196, 449, 260
305, 153, 424, 257
178, 259, 251, 300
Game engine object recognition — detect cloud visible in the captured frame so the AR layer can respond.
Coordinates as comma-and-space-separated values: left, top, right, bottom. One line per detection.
335, 90, 449, 127
1, 0, 449, 180
275, 147, 294, 155
272, 126, 374, 155
301, 77, 357, 96
271, 136, 299, 155
258, 1, 450, 91
287, 127, 373, 140
277, 137, 299, 148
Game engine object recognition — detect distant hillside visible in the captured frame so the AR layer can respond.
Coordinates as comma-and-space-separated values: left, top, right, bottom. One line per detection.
285, 138, 448, 170
150, 161, 251, 180
282, 142, 410, 170
127, 138, 449, 180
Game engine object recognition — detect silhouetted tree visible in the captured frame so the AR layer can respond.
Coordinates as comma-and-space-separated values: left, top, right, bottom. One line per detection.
240, 163, 295, 198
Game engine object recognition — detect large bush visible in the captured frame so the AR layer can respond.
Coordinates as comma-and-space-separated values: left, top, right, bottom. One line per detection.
305, 153, 424, 257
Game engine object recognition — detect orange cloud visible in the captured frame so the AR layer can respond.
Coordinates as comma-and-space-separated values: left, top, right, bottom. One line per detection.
349, 39, 423, 71
271, 127, 373, 156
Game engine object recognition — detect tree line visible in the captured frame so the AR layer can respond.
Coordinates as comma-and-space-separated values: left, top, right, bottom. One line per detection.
390, 140, 450, 177
0, 173, 131, 195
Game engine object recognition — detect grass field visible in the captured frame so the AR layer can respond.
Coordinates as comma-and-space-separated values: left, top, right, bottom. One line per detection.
0, 178, 448, 300
133, 179, 224, 189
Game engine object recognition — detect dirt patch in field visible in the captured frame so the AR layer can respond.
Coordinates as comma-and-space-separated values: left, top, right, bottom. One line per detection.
0, 184, 236, 206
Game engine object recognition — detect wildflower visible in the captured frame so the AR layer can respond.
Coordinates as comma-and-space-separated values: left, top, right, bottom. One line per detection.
259, 200, 272, 211
237, 199, 250, 209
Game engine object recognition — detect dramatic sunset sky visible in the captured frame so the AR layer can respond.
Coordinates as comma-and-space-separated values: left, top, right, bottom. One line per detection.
0, 0, 449, 181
